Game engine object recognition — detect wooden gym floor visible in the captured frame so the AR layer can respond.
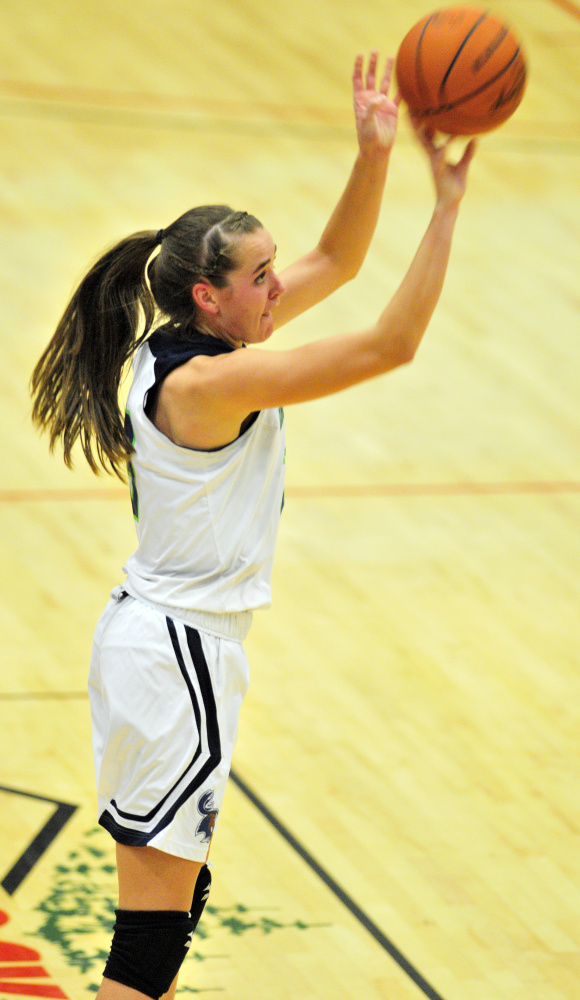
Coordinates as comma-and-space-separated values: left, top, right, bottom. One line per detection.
0, 1, 579, 998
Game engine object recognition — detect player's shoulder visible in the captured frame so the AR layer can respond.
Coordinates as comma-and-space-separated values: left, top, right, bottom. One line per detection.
147, 324, 236, 388
163, 351, 216, 391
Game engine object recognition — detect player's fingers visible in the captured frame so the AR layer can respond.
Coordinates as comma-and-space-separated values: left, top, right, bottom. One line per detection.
459, 137, 478, 168
365, 49, 378, 90
412, 116, 435, 147
352, 53, 364, 91
380, 55, 394, 93
408, 110, 422, 131
409, 118, 429, 148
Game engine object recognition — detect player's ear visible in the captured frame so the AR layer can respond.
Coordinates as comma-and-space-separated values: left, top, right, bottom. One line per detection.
192, 282, 219, 315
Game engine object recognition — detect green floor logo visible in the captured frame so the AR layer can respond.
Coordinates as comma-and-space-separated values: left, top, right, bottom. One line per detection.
32, 827, 327, 995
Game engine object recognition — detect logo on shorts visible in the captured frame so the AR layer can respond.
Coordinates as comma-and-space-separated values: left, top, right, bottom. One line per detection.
196, 791, 219, 843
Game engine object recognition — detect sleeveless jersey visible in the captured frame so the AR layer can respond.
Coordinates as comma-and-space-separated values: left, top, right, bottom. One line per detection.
122, 326, 286, 614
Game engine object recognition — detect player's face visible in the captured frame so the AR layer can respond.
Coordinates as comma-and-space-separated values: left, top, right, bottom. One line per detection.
210, 229, 285, 346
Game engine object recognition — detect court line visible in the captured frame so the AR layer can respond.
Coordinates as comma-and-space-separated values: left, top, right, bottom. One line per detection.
288, 480, 580, 498
0, 691, 88, 701
0, 786, 77, 896
0, 705, 445, 998
0, 79, 577, 132
547, 0, 580, 21
0, 79, 351, 125
0, 97, 357, 144
0, 98, 578, 155
0, 83, 578, 153
230, 770, 445, 1000
0, 482, 579, 504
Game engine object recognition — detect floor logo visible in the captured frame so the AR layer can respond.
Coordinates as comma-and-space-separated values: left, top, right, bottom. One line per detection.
30, 827, 327, 995
0, 909, 68, 998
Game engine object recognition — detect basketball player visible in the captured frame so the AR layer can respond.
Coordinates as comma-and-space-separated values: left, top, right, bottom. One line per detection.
31, 52, 475, 1000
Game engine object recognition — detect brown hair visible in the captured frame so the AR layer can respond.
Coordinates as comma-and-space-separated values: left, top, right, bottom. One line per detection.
30, 206, 263, 479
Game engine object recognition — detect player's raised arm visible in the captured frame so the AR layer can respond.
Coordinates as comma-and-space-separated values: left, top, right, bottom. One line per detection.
31, 125, 474, 468
273, 51, 400, 328
157, 132, 477, 451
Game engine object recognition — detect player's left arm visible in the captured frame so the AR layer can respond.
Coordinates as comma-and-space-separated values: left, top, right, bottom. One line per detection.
274, 51, 400, 329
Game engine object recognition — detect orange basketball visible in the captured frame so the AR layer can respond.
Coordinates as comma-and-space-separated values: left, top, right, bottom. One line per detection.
395, 6, 527, 135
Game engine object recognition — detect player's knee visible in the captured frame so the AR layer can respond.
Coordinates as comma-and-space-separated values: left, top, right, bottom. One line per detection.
103, 909, 194, 999
103, 863, 212, 998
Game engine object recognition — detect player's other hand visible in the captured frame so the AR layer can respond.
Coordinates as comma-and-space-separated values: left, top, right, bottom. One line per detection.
353, 51, 400, 157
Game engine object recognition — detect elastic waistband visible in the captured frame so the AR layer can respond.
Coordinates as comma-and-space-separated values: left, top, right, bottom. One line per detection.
113, 585, 253, 642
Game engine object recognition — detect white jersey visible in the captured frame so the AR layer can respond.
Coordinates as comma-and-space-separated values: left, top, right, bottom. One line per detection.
122, 327, 286, 614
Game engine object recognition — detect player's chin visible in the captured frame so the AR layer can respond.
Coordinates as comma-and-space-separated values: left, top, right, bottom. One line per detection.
257, 312, 275, 340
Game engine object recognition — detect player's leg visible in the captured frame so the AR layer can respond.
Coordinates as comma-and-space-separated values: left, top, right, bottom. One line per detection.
115, 844, 202, 910
159, 974, 179, 1000
158, 853, 213, 1000
90, 603, 243, 1000
96, 845, 205, 1000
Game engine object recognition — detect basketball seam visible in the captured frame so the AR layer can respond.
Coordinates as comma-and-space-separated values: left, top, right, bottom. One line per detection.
415, 15, 436, 103
438, 11, 489, 98
424, 47, 524, 118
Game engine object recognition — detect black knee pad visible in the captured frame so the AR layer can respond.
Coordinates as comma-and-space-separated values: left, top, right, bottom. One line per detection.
191, 863, 212, 930
103, 909, 194, 999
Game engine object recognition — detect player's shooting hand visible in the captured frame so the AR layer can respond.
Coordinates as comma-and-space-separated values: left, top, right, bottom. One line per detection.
353, 51, 400, 156
411, 116, 477, 209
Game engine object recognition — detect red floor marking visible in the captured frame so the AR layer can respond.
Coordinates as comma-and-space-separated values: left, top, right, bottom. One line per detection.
0, 985, 67, 998
0, 945, 40, 962
0, 967, 50, 979
0, 912, 69, 1000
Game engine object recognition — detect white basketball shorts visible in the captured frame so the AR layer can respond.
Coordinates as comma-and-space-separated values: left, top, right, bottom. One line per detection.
88, 589, 250, 861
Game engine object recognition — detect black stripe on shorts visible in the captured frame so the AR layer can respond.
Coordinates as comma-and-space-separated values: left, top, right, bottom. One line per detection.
99, 619, 222, 845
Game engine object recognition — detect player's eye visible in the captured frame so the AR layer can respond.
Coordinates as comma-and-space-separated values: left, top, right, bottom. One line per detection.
254, 271, 267, 284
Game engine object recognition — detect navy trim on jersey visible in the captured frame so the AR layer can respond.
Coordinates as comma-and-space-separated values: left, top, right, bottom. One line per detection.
144, 325, 235, 419
141, 324, 259, 447
98, 619, 222, 845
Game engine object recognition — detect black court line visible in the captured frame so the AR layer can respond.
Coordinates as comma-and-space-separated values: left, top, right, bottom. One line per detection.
0, 785, 78, 895
230, 769, 446, 1000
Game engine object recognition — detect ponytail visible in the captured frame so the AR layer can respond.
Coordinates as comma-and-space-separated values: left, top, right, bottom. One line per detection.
31, 231, 158, 479
31, 205, 263, 479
